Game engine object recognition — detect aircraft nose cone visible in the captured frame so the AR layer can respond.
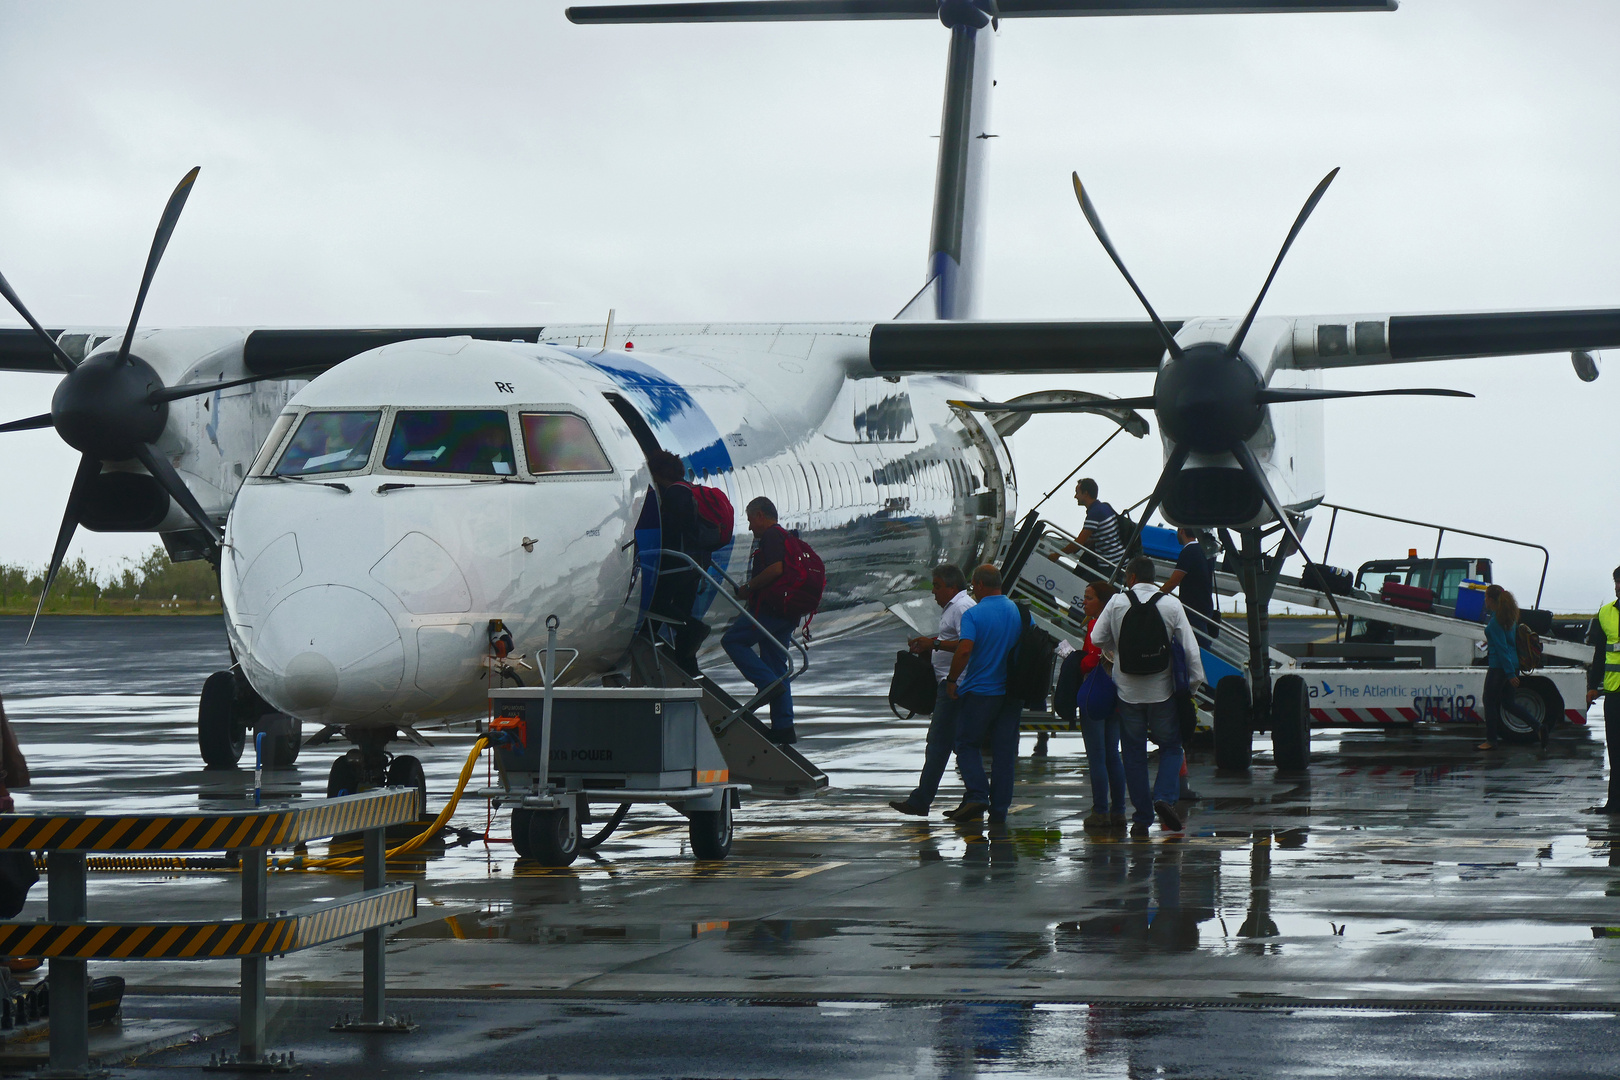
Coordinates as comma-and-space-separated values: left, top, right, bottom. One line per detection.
281, 651, 339, 710
250, 585, 404, 723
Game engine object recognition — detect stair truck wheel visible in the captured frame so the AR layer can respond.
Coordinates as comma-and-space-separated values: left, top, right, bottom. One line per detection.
326, 753, 363, 799
528, 809, 580, 867
689, 802, 734, 861
386, 754, 428, 817
255, 714, 302, 768
1501, 676, 1561, 745
510, 809, 536, 860
1271, 674, 1311, 775
198, 671, 246, 768
1213, 675, 1253, 773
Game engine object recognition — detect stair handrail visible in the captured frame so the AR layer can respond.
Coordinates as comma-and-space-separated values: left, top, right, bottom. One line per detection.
1315, 502, 1550, 610
646, 548, 810, 731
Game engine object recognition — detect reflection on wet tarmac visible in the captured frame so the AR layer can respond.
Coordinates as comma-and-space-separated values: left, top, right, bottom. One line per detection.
1, 617, 1618, 1005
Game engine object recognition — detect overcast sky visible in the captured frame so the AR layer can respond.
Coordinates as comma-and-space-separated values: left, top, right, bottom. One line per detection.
0, 0, 1614, 609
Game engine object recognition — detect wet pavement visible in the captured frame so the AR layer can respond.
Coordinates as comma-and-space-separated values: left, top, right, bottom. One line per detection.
1, 616, 1618, 1075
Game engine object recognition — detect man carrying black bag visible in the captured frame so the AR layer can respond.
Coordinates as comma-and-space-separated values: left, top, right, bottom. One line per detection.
890, 565, 974, 817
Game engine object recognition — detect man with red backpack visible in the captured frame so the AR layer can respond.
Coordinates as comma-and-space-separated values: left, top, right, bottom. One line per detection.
647, 450, 733, 675
723, 496, 823, 745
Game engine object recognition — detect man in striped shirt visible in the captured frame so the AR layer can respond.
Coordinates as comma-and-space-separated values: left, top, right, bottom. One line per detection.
1059, 477, 1127, 578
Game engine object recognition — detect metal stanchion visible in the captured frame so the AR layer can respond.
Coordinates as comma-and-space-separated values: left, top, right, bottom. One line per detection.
330, 825, 415, 1034
42, 851, 98, 1079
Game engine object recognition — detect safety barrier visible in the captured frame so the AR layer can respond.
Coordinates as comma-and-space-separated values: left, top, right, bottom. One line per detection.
0, 787, 420, 1077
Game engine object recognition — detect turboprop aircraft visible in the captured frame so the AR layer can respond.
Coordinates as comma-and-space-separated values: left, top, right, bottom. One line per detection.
2, 0, 1620, 805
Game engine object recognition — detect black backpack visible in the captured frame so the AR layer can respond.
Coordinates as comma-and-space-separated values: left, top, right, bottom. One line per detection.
1117, 590, 1171, 675
1006, 601, 1058, 708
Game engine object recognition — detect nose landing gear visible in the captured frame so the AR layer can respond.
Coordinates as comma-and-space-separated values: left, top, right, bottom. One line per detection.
323, 728, 427, 817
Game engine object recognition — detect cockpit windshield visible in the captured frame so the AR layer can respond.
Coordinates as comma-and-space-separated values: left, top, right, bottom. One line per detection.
384, 410, 516, 476
521, 413, 613, 474
273, 411, 381, 476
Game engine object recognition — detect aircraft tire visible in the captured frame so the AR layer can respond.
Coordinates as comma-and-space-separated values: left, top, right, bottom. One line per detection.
386, 755, 428, 818
510, 810, 536, 860
1271, 674, 1311, 775
688, 803, 734, 861
256, 715, 302, 768
1213, 675, 1252, 773
198, 671, 246, 769
529, 809, 580, 867
326, 754, 363, 799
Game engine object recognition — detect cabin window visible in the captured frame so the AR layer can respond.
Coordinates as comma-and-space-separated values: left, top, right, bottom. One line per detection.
272, 410, 381, 476
384, 410, 516, 476
520, 413, 613, 474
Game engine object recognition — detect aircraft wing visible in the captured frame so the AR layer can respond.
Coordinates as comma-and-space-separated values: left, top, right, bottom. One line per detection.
1290, 309, 1620, 371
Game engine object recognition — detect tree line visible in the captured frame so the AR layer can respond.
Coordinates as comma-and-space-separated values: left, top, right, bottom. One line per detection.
0, 547, 219, 612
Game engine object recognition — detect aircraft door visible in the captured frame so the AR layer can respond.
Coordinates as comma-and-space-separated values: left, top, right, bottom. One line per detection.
604, 393, 664, 619
952, 405, 1017, 566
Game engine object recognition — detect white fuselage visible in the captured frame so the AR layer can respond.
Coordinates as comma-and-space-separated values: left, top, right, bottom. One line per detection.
221, 333, 1013, 730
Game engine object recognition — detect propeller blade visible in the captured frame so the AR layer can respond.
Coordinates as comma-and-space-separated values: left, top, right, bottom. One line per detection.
949, 395, 1158, 413
147, 367, 321, 405
1071, 173, 1182, 361
116, 166, 201, 366
28, 454, 101, 643
1229, 441, 1344, 624
1108, 442, 1190, 584
132, 442, 221, 545
0, 270, 77, 374
0, 413, 53, 434
1226, 167, 1339, 361
1256, 386, 1473, 405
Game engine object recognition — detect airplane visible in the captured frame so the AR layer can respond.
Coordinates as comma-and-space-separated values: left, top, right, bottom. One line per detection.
0, 0, 1618, 812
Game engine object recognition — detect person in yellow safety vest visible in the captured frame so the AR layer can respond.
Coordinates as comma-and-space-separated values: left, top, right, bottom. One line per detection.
1586, 566, 1620, 813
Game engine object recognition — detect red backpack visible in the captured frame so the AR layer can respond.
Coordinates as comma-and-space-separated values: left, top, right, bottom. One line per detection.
675, 481, 735, 549
760, 528, 825, 620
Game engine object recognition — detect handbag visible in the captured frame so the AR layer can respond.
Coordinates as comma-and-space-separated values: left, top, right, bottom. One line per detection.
888, 650, 938, 718
1171, 638, 1192, 698
1076, 663, 1118, 722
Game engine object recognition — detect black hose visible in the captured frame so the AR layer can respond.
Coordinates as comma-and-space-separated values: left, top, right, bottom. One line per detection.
580, 803, 631, 849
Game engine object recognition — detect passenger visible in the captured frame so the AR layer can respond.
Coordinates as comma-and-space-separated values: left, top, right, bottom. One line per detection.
1089, 556, 1205, 838
723, 497, 800, 745
1057, 478, 1128, 580
1479, 585, 1518, 750
1075, 581, 1126, 832
1161, 527, 1219, 643
889, 564, 975, 817
646, 449, 713, 675
1587, 567, 1620, 812
942, 565, 1024, 825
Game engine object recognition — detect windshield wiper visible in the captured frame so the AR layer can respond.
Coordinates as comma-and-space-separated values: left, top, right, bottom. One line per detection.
374, 476, 534, 494
266, 475, 351, 493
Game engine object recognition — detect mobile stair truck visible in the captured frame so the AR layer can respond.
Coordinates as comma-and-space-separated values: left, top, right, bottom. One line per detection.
971, 503, 1590, 768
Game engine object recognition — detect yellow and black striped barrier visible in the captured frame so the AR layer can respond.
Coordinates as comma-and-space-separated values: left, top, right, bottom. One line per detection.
0, 787, 419, 853
0, 883, 414, 959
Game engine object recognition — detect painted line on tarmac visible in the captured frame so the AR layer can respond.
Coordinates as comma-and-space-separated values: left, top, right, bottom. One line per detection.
510, 860, 850, 880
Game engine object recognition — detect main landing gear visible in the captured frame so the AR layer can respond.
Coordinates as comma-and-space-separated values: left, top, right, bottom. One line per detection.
197, 670, 302, 769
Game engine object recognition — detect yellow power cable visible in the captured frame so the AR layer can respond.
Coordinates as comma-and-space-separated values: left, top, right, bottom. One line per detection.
276, 736, 491, 872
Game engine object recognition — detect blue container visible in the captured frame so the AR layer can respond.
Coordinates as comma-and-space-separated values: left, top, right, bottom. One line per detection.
1454, 581, 1487, 623
1138, 525, 1182, 561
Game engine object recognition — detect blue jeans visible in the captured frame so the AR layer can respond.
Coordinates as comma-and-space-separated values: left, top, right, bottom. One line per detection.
908, 681, 960, 809
954, 692, 1022, 819
1117, 698, 1184, 825
722, 611, 798, 729
1080, 709, 1125, 815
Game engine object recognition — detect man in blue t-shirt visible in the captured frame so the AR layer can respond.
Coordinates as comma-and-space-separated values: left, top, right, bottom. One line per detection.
942, 564, 1025, 825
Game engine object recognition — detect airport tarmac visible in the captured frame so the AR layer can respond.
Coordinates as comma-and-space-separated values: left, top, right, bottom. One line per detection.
1, 615, 1618, 1077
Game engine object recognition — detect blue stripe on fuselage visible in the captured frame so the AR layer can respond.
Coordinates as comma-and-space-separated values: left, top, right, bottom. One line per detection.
573, 349, 733, 477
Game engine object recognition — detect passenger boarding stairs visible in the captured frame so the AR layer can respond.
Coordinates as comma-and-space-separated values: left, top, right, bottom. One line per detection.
627, 551, 829, 798
1003, 522, 1252, 709
1003, 512, 1588, 684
